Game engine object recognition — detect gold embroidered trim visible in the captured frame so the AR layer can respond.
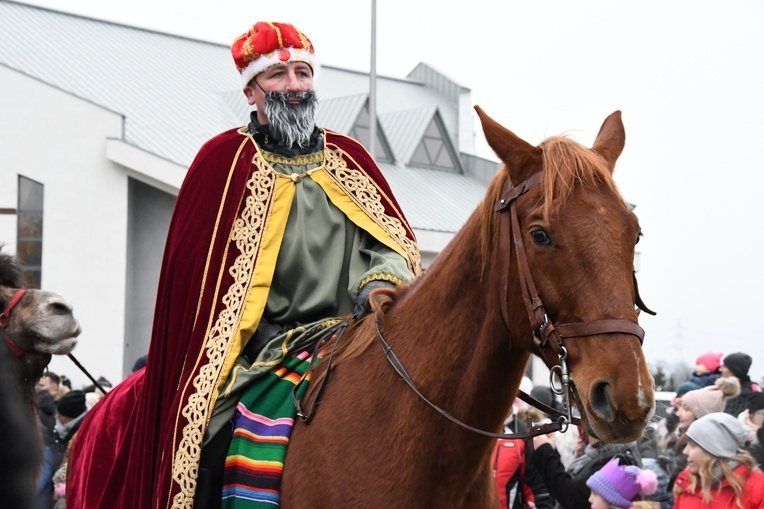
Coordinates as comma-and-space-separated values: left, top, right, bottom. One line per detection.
170, 155, 278, 509
323, 147, 422, 276
260, 149, 323, 166
359, 272, 406, 289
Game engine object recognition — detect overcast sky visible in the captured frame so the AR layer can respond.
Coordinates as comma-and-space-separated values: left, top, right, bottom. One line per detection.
19, 0, 764, 381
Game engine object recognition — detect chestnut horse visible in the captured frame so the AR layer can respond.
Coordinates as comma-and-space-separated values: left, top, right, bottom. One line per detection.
280, 108, 655, 508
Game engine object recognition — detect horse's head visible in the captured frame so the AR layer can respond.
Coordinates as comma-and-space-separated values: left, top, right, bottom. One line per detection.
0, 253, 81, 360
476, 107, 654, 443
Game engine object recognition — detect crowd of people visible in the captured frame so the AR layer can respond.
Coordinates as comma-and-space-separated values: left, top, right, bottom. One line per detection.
33, 371, 112, 509
492, 351, 764, 509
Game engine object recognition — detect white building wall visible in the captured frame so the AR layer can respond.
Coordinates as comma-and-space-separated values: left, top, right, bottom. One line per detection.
0, 66, 128, 388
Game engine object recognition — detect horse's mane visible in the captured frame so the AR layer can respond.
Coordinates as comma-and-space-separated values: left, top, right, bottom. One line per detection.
0, 251, 26, 290
479, 136, 624, 278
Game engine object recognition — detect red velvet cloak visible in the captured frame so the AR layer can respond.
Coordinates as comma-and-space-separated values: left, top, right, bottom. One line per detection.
67, 128, 420, 509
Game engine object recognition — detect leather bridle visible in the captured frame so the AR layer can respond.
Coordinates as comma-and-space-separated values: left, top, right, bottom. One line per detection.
494, 171, 653, 430
0, 289, 26, 358
373, 171, 654, 441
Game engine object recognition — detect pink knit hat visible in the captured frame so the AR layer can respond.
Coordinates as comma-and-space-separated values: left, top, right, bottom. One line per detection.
695, 352, 723, 372
681, 377, 740, 419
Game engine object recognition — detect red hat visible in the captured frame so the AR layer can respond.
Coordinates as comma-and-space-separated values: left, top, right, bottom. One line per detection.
695, 352, 723, 373
231, 22, 319, 89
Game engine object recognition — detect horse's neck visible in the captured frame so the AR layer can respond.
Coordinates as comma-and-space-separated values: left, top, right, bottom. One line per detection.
6, 348, 51, 407
389, 216, 529, 433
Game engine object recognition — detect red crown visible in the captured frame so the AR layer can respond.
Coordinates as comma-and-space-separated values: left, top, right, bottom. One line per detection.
231, 22, 318, 87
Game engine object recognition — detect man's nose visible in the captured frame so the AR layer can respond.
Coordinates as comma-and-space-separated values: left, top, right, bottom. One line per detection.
285, 71, 302, 91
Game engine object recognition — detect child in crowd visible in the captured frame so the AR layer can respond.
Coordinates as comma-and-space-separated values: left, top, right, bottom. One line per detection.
690, 352, 723, 388
673, 412, 764, 508
586, 457, 658, 508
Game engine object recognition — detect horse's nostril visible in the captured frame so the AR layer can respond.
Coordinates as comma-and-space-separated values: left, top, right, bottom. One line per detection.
590, 381, 614, 422
50, 302, 72, 314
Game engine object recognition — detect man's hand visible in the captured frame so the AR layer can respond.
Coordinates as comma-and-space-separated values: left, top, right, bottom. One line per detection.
353, 280, 396, 320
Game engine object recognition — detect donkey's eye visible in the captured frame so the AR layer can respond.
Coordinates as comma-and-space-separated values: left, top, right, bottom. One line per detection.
530, 228, 552, 246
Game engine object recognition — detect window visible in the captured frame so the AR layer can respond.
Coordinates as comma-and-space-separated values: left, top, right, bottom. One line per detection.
349, 105, 393, 163
17, 176, 43, 288
409, 116, 459, 172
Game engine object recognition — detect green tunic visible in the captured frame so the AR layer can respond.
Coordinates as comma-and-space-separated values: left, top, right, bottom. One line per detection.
205, 146, 410, 444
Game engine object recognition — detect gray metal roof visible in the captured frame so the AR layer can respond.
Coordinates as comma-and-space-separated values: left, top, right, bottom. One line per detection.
315, 94, 367, 134
0, 0, 499, 233
379, 106, 436, 164
381, 164, 487, 232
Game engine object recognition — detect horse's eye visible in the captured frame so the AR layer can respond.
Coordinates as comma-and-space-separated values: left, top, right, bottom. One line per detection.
636, 232, 642, 245
530, 229, 552, 246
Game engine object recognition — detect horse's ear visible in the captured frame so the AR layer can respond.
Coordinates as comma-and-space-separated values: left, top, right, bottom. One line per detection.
475, 106, 542, 183
591, 110, 625, 173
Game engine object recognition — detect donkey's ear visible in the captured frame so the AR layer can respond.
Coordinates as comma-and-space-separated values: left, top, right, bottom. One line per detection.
591, 111, 625, 173
475, 106, 542, 184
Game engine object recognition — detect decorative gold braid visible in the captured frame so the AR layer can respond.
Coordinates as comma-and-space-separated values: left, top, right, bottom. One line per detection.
359, 272, 406, 289
260, 150, 323, 166
323, 147, 422, 276
269, 22, 283, 48
170, 159, 278, 509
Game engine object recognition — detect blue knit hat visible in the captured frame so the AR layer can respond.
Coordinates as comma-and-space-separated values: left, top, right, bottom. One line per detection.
586, 457, 657, 508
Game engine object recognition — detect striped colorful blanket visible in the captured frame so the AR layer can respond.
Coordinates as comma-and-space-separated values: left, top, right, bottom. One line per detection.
221, 351, 313, 508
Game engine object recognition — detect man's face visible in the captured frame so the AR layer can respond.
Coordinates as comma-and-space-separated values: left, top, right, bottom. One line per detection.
244, 61, 314, 124
37, 376, 58, 395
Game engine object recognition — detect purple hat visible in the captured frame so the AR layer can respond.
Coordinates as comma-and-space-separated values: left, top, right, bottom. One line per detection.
586, 457, 657, 508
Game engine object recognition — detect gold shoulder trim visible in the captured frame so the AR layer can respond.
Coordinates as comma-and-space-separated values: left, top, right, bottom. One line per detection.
323, 147, 422, 276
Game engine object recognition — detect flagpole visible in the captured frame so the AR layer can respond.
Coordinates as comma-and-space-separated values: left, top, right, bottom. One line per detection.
369, 0, 377, 158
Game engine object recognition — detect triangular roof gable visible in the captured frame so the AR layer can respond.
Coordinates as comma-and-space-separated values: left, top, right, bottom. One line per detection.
378, 106, 435, 163
380, 107, 461, 172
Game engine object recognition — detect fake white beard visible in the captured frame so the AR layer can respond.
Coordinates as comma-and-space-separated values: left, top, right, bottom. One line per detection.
263, 90, 318, 148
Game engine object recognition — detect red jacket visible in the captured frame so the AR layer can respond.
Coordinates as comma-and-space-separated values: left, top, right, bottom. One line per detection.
673, 464, 764, 509
492, 439, 535, 509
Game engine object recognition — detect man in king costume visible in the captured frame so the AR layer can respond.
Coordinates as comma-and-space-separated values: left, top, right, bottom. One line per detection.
68, 21, 421, 509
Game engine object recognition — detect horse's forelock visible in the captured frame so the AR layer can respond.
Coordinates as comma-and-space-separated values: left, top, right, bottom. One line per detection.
0, 253, 26, 289
539, 136, 624, 219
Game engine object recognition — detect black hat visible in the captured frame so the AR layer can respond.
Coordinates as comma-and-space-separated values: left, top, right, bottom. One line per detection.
723, 352, 753, 378
57, 390, 87, 419
132, 354, 148, 373
748, 392, 764, 414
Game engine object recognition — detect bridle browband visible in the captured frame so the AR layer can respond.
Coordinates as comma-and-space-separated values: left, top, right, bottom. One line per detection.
0, 289, 26, 358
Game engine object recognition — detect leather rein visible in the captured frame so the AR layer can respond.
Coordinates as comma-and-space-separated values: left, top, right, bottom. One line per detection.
375, 171, 654, 440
